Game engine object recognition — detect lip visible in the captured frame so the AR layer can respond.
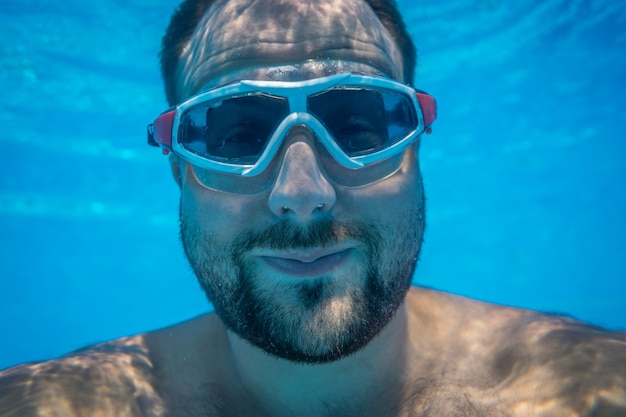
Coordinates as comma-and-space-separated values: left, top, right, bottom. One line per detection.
257, 247, 354, 278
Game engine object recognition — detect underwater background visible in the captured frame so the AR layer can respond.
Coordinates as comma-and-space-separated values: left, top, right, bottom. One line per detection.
0, 0, 624, 370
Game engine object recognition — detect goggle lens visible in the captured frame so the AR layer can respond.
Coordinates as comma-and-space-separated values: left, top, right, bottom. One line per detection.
308, 88, 417, 157
179, 93, 289, 164
178, 88, 418, 165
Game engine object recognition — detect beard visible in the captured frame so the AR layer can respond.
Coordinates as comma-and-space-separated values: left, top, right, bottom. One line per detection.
180, 204, 424, 364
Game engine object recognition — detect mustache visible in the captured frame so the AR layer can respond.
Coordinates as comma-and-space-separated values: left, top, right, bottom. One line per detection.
232, 217, 379, 253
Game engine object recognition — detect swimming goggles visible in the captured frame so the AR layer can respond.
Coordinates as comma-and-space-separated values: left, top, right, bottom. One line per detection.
147, 72, 436, 180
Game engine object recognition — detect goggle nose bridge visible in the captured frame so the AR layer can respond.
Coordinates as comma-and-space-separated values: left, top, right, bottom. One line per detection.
241, 111, 363, 177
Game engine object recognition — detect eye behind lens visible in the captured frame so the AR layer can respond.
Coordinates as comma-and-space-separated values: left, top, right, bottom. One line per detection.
308, 87, 418, 157
179, 94, 289, 163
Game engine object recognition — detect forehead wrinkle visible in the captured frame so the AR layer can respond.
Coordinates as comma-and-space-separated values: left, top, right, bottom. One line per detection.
185, 40, 398, 89
176, 0, 404, 100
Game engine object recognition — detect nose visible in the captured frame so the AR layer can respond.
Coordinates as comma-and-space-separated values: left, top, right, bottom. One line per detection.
268, 131, 337, 222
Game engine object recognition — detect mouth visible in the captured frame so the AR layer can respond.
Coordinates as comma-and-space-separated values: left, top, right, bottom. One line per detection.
256, 247, 354, 278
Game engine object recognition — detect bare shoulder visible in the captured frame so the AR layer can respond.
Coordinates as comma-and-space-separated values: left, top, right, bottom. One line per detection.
406, 287, 626, 416
0, 313, 225, 417
501, 310, 626, 415
0, 333, 164, 417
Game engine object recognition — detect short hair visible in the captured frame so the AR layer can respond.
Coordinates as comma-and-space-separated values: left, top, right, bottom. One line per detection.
159, 0, 417, 106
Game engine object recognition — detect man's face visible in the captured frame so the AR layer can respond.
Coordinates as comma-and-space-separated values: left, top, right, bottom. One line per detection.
174, 0, 425, 363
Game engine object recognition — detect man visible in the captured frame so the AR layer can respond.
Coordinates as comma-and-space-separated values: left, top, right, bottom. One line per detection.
1, 0, 625, 415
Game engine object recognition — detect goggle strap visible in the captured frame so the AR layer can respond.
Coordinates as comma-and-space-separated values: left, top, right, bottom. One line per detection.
416, 92, 437, 130
148, 109, 176, 152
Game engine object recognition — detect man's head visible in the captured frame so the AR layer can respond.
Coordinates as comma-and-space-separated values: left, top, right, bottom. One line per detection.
152, 0, 432, 364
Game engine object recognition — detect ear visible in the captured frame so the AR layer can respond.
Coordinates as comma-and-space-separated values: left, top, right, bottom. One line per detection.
169, 153, 183, 188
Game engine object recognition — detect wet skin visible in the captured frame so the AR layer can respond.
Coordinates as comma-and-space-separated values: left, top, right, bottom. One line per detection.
1, 0, 625, 416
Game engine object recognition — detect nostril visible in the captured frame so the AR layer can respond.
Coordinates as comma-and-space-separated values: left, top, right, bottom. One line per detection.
280, 204, 324, 215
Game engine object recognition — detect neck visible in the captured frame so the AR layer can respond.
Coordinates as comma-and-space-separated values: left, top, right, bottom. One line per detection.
225, 301, 416, 417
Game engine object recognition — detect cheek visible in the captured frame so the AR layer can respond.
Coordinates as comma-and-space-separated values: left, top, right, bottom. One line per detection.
339, 150, 423, 222
180, 164, 268, 235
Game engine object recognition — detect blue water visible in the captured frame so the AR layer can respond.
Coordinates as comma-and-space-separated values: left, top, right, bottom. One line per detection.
1, 0, 624, 370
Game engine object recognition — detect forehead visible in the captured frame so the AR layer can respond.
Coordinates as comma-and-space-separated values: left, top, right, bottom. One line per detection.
175, 0, 404, 100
